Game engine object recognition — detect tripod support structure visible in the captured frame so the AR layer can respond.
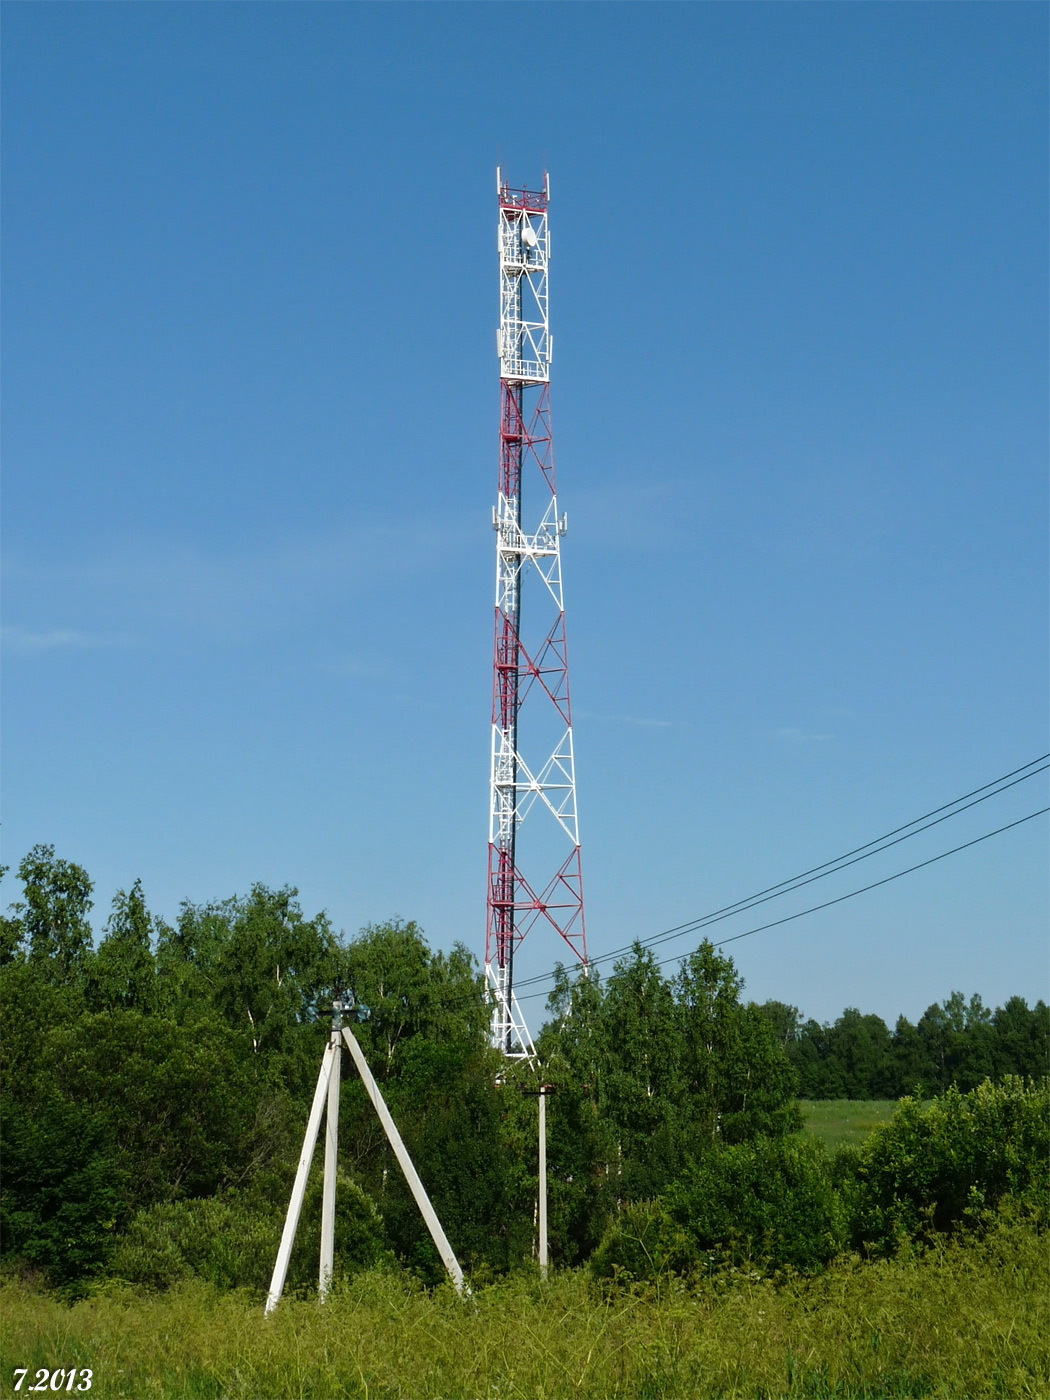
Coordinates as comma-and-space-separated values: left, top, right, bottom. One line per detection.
264, 995, 466, 1314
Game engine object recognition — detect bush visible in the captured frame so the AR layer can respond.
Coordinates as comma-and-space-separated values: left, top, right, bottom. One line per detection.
588, 1200, 693, 1283
590, 1137, 845, 1282
109, 1175, 388, 1292
846, 1075, 1049, 1253
109, 1195, 279, 1291
665, 1135, 845, 1273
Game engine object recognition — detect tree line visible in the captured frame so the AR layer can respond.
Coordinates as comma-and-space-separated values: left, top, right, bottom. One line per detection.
1, 845, 1046, 1294
756, 993, 1048, 1100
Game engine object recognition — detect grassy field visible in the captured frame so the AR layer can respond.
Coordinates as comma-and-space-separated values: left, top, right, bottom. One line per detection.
799, 1100, 898, 1152
1, 1217, 1045, 1400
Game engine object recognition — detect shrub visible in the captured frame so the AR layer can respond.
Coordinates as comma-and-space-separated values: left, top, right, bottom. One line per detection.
846, 1075, 1049, 1253
665, 1135, 845, 1273
109, 1175, 388, 1292
588, 1199, 694, 1283
109, 1195, 279, 1291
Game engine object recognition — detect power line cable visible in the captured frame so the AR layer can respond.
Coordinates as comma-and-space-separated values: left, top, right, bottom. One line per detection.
408, 757, 1047, 1016
510, 755, 1048, 989
516, 806, 1049, 1002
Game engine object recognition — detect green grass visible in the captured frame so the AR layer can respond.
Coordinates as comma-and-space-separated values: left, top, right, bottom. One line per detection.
1, 1217, 1046, 1399
799, 1100, 899, 1152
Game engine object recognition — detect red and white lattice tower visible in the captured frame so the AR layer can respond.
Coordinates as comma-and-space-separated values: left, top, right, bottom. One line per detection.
486, 169, 587, 1058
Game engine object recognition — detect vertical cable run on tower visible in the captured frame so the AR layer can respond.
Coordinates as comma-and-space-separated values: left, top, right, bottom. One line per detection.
486, 170, 587, 1057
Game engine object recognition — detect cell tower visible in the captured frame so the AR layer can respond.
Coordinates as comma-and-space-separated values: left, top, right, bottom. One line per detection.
486, 169, 587, 1058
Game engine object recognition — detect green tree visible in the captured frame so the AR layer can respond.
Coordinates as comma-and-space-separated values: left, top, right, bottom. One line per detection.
156, 885, 346, 1098
910, 990, 1024, 1093
889, 1013, 934, 1096
598, 945, 684, 1196
0, 1095, 126, 1286
676, 943, 801, 1145
754, 999, 802, 1048
789, 1018, 845, 1099
823, 1008, 895, 1098
993, 996, 1050, 1080
209, 886, 341, 1055
541, 941, 801, 1204
536, 967, 618, 1263
88, 880, 159, 1014
950, 993, 997, 1090
342, 920, 489, 1076
332, 920, 515, 1277
541, 1070, 614, 1266
42, 1010, 264, 1212
14, 845, 93, 986
0, 958, 85, 1110
371, 1037, 522, 1278
540, 960, 607, 1094
0, 866, 25, 966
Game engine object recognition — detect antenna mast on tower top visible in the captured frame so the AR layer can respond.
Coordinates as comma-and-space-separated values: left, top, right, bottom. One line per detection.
486, 169, 587, 1057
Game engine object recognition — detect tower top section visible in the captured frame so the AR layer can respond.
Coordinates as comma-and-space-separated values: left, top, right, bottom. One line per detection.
497, 167, 549, 212
497, 168, 550, 384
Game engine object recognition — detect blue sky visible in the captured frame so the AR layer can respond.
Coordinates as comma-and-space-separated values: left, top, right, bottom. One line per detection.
3, 2, 1047, 1027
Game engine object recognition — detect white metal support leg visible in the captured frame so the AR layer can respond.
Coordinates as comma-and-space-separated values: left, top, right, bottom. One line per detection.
319, 1028, 341, 1300
265, 1041, 335, 1315
341, 1025, 467, 1295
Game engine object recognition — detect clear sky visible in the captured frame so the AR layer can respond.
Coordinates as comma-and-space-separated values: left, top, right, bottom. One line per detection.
3, 2, 1047, 1028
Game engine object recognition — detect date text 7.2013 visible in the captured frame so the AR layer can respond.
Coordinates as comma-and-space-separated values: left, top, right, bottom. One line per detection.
13, 1372, 92, 1392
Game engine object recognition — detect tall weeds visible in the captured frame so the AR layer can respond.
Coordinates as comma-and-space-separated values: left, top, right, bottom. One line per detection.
2, 1216, 1045, 1399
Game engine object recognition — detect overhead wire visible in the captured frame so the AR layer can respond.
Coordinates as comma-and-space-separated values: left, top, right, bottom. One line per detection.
515, 804, 1049, 1001
407, 756, 1048, 1017
509, 754, 1049, 991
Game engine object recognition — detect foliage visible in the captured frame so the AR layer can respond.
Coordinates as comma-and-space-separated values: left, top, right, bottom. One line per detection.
587, 1199, 693, 1282
320, 919, 525, 1278
341, 919, 490, 1073
845, 1075, 1050, 1253
108, 1178, 388, 1292
0, 957, 87, 1105
155, 884, 343, 1087
9, 845, 94, 983
355, 1035, 528, 1279
593, 1080, 1049, 1284
591, 1138, 845, 1284
539, 1066, 614, 1266
2, 845, 1048, 1309
675, 945, 802, 1144
773, 991, 1049, 1099
666, 1135, 846, 1273
43, 1010, 265, 1211
0, 1095, 125, 1286
540, 940, 801, 1202
87, 881, 159, 1015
